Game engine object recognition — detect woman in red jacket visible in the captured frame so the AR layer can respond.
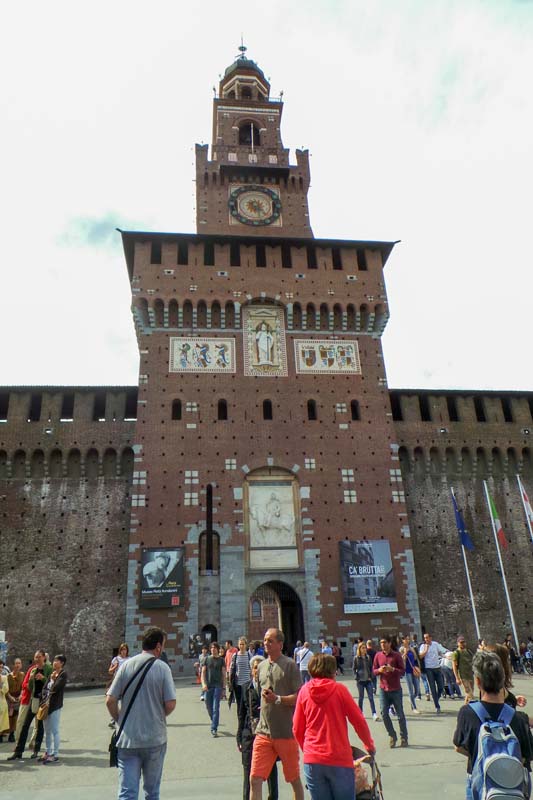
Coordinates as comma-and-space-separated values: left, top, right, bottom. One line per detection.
293, 653, 376, 800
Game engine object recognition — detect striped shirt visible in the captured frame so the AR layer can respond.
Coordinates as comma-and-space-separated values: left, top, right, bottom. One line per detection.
235, 653, 251, 685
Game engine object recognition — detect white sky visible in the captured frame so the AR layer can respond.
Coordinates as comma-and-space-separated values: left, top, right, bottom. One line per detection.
2, 0, 532, 390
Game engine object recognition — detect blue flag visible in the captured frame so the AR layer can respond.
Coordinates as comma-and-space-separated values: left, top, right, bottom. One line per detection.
451, 491, 475, 550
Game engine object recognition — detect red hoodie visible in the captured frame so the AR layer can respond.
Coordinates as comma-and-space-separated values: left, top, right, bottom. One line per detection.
293, 678, 375, 768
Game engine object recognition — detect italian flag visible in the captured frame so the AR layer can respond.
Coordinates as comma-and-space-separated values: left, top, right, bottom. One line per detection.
488, 490, 509, 550
518, 476, 533, 523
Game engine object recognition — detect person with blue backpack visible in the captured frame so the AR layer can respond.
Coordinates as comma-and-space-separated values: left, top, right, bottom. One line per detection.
453, 650, 533, 800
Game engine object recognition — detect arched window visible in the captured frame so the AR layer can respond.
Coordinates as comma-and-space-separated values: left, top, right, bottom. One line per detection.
0, 450, 8, 479
12, 450, 26, 479
319, 304, 329, 330
197, 300, 207, 327
241, 86, 252, 99
182, 300, 193, 327
347, 304, 356, 330
30, 450, 45, 479
103, 448, 117, 478
333, 304, 343, 329
251, 599, 262, 620
211, 301, 221, 328
350, 400, 360, 421
67, 449, 81, 479
153, 298, 164, 327
137, 298, 150, 327
293, 303, 302, 329
120, 447, 134, 478
263, 400, 273, 420
239, 122, 260, 146
172, 400, 182, 420
49, 448, 63, 478
217, 399, 228, 421
307, 399, 318, 421
85, 448, 99, 480
168, 299, 179, 327
225, 302, 235, 328
306, 304, 315, 330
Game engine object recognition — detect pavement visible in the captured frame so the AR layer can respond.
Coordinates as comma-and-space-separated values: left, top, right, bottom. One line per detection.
1, 674, 532, 800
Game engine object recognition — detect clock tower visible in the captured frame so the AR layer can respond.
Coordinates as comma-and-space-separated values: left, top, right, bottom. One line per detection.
195, 47, 313, 237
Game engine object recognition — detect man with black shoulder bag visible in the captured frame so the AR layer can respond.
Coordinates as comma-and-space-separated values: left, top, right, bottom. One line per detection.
106, 626, 176, 799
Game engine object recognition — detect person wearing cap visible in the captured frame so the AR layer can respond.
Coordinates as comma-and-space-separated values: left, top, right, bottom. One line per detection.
452, 636, 474, 704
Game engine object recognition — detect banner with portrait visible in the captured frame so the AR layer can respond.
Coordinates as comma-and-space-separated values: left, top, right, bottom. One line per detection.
140, 547, 185, 609
339, 540, 398, 613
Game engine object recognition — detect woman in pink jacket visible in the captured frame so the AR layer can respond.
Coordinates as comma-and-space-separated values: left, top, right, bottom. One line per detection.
293, 653, 376, 800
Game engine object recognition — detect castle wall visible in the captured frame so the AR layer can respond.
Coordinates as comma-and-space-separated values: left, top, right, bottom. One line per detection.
393, 389, 533, 646
0, 387, 136, 684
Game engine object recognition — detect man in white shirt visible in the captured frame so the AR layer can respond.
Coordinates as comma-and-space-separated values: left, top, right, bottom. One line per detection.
106, 627, 176, 799
296, 642, 313, 683
418, 632, 447, 714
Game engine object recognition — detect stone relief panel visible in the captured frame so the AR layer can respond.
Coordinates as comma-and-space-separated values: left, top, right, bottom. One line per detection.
246, 475, 299, 569
294, 338, 361, 375
169, 337, 236, 373
243, 305, 287, 377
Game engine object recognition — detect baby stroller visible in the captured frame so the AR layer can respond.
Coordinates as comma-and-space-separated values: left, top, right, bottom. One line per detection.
352, 746, 385, 800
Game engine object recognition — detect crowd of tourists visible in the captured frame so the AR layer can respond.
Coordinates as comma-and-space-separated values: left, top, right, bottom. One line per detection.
2, 627, 533, 800
0, 650, 67, 764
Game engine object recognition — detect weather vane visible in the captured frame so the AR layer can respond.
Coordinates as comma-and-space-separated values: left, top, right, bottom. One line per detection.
237, 35, 247, 60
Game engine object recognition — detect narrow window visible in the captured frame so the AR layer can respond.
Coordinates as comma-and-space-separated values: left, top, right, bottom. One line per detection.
528, 396, 533, 422
217, 399, 228, 421
251, 599, 262, 619
350, 400, 360, 421
171, 399, 182, 420
204, 241, 215, 266
124, 389, 138, 421
356, 248, 367, 271
60, 393, 75, 421
390, 393, 403, 421
92, 391, 106, 422
177, 241, 188, 265
230, 241, 241, 267
446, 395, 459, 422
501, 397, 513, 423
281, 243, 292, 268
263, 399, 273, 420
150, 240, 162, 264
28, 393, 42, 422
307, 399, 318, 421
306, 246, 317, 269
474, 396, 486, 423
419, 395, 431, 422
332, 247, 343, 270
256, 244, 266, 267
0, 392, 10, 422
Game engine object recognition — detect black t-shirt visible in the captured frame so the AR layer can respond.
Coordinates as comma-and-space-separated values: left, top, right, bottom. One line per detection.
453, 701, 533, 774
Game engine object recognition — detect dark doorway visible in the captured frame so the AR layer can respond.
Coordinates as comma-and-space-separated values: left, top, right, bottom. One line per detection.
201, 624, 217, 644
249, 581, 304, 656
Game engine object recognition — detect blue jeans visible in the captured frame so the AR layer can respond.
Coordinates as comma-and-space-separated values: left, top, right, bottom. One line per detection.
379, 689, 408, 742
117, 743, 167, 800
43, 709, 61, 756
425, 667, 444, 710
205, 687, 222, 733
357, 680, 376, 715
301, 669, 311, 683
304, 763, 355, 800
405, 673, 419, 710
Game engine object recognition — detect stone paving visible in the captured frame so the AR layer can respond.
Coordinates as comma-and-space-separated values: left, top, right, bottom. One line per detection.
1, 674, 531, 799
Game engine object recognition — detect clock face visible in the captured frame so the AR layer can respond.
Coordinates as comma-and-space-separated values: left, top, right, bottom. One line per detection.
228, 185, 281, 226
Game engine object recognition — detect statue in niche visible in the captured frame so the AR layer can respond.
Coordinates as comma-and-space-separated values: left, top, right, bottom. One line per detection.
250, 491, 295, 547
255, 322, 275, 365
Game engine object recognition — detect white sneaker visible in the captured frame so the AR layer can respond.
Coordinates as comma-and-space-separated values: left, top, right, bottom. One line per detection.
412, 709, 421, 715
372, 713, 380, 721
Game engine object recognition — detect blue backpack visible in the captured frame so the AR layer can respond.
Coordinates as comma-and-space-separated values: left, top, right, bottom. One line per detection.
470, 702, 530, 800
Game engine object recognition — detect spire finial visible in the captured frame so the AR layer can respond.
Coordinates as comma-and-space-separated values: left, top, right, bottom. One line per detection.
238, 35, 247, 60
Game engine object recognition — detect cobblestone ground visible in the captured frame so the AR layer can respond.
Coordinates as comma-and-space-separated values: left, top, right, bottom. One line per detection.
1, 674, 531, 799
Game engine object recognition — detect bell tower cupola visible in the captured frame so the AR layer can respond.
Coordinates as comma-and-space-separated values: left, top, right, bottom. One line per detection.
195, 45, 313, 238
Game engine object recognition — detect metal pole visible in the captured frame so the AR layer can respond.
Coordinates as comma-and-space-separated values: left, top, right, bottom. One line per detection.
483, 480, 520, 652
451, 486, 481, 640
516, 474, 533, 545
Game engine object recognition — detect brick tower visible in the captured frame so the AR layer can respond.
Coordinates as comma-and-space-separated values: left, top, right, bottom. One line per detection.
120, 48, 420, 670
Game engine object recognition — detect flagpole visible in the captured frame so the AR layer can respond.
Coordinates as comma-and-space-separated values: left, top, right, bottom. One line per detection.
516, 474, 533, 545
483, 480, 520, 652
451, 487, 481, 640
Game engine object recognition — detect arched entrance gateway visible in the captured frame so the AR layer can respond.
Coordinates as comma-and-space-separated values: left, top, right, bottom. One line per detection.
248, 581, 305, 656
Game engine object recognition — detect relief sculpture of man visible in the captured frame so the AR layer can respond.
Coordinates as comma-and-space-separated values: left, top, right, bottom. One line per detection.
250, 491, 295, 547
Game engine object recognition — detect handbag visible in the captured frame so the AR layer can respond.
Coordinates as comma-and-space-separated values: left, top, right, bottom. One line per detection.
413, 666, 421, 679
109, 657, 156, 768
36, 702, 49, 721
